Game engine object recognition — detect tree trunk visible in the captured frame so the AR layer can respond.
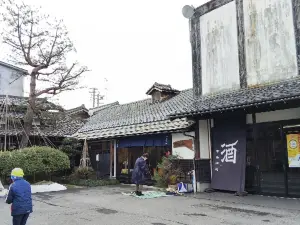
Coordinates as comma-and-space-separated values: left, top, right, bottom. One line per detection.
20, 74, 37, 148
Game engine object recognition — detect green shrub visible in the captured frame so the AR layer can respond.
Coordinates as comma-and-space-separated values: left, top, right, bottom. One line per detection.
59, 138, 82, 169
153, 171, 167, 188
154, 155, 183, 187
59, 138, 82, 158
71, 167, 94, 179
0, 146, 70, 177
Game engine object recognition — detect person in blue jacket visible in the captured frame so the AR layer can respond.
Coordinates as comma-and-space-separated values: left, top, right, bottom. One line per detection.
131, 153, 149, 196
6, 168, 33, 225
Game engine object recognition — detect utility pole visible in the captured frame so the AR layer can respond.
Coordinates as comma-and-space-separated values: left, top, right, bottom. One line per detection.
89, 88, 98, 108
4, 95, 8, 151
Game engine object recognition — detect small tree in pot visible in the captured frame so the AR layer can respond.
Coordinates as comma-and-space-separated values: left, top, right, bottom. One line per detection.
154, 155, 182, 187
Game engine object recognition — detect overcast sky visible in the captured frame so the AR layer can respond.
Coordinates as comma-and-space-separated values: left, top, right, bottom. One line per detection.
1, 0, 208, 109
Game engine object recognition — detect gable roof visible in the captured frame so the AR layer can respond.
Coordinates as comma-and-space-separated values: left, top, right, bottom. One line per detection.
146, 82, 180, 95
169, 78, 300, 119
74, 89, 194, 140
0, 61, 28, 74
66, 104, 89, 115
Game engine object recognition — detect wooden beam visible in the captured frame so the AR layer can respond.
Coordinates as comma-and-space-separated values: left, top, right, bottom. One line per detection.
110, 140, 113, 178
236, 0, 247, 88
292, 0, 300, 75
195, 0, 234, 17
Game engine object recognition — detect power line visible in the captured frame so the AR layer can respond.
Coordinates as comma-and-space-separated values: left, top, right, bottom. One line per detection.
96, 92, 104, 107
89, 88, 98, 108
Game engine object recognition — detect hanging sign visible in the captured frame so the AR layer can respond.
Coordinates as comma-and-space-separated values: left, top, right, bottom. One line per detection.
286, 134, 300, 168
211, 117, 246, 192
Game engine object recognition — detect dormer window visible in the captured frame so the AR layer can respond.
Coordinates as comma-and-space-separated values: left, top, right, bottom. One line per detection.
146, 82, 180, 103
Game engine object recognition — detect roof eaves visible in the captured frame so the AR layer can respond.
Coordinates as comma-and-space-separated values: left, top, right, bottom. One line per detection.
74, 118, 195, 140
169, 94, 300, 119
146, 84, 180, 95
73, 127, 193, 140
0, 61, 28, 74
66, 105, 89, 115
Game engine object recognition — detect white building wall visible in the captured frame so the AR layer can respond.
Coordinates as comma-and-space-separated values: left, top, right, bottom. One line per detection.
172, 132, 194, 159
244, 0, 298, 86
0, 64, 24, 96
246, 107, 300, 124
200, 1, 240, 95
197, 120, 212, 192
199, 120, 211, 159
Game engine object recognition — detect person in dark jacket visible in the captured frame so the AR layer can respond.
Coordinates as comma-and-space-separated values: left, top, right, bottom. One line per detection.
6, 168, 32, 225
131, 153, 149, 196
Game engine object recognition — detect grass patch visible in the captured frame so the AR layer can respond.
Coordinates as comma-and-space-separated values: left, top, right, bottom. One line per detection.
64, 184, 83, 189
33, 180, 54, 185
69, 179, 120, 187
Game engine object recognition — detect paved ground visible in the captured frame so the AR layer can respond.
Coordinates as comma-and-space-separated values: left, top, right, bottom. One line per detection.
1, 185, 300, 225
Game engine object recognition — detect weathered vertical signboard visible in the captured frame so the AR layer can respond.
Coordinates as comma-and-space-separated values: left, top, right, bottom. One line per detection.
211, 117, 246, 192
244, 0, 298, 86
200, 1, 240, 95
191, 0, 300, 99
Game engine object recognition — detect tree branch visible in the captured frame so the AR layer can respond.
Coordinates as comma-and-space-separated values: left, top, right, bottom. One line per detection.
16, 6, 31, 65
46, 23, 60, 66
26, 11, 34, 62
35, 64, 89, 97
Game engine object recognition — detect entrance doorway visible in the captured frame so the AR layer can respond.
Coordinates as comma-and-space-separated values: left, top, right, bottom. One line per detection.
256, 123, 285, 195
246, 120, 300, 197
284, 127, 300, 196
246, 123, 285, 195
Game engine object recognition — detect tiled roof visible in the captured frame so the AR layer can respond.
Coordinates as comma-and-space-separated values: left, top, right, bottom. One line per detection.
73, 118, 193, 139
0, 95, 63, 111
66, 104, 88, 115
75, 89, 194, 140
146, 82, 180, 95
0, 113, 85, 137
41, 114, 85, 137
89, 101, 120, 115
170, 78, 300, 118
0, 96, 85, 137
0, 120, 84, 137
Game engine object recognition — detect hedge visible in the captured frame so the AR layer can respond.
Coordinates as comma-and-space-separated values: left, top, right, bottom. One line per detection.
0, 146, 70, 177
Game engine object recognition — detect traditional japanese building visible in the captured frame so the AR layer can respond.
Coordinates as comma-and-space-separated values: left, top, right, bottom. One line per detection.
170, 0, 300, 196
73, 82, 195, 181
0, 95, 88, 149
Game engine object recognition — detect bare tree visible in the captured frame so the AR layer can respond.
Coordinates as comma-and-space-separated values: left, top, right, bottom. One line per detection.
1, 0, 89, 147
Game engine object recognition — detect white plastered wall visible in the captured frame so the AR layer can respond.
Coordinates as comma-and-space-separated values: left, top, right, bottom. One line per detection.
172, 132, 195, 159
199, 120, 211, 159
246, 107, 300, 124
197, 119, 212, 192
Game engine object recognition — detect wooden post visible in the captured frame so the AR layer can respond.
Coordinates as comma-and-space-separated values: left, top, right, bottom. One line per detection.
113, 140, 117, 178
110, 140, 113, 178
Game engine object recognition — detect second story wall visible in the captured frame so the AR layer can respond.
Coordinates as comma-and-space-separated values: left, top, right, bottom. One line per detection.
191, 0, 300, 98
244, 0, 298, 86
0, 64, 24, 97
200, 1, 240, 95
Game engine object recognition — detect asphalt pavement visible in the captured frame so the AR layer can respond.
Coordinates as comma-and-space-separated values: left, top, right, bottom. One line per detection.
1, 185, 300, 225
